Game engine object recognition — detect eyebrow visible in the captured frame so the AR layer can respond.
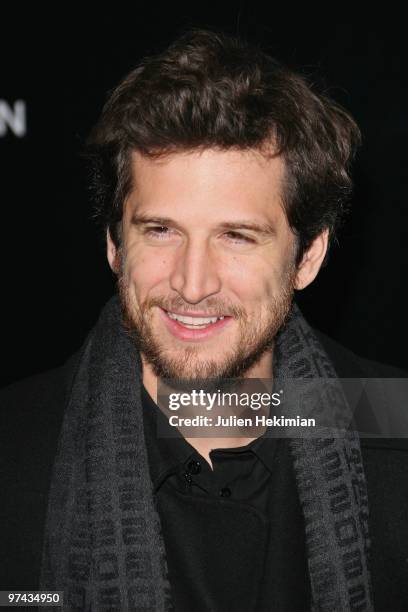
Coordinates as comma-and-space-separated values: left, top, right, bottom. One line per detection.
130, 213, 277, 237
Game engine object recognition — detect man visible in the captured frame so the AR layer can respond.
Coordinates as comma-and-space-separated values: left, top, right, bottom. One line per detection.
1, 30, 407, 611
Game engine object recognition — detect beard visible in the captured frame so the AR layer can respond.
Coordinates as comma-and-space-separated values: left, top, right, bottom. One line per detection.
117, 260, 296, 384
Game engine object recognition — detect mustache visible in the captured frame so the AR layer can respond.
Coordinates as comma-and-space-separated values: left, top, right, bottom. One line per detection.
143, 296, 245, 319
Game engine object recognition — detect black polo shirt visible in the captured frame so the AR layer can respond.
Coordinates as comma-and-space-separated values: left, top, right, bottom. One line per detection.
141, 385, 311, 611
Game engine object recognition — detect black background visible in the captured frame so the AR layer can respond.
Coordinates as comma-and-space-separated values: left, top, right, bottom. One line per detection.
1, 8, 407, 386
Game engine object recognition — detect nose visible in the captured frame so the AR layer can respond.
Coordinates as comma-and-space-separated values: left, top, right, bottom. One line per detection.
169, 238, 222, 304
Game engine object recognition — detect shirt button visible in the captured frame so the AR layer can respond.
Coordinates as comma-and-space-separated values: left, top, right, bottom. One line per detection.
187, 460, 201, 475
219, 487, 231, 497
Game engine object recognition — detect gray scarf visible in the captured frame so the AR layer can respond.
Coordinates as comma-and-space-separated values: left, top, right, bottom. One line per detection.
40, 295, 373, 611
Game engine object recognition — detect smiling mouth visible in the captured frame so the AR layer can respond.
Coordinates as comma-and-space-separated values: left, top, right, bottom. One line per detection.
158, 306, 234, 342
165, 310, 226, 329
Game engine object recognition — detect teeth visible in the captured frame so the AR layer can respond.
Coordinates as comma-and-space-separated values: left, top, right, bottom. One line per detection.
167, 312, 224, 325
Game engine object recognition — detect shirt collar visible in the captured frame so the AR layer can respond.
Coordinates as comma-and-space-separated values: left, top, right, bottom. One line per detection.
142, 384, 194, 490
141, 384, 278, 489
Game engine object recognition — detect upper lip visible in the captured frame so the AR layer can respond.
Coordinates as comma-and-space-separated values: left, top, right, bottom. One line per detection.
163, 308, 230, 318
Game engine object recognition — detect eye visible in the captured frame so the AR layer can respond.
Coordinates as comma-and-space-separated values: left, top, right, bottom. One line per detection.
224, 231, 256, 244
145, 225, 174, 240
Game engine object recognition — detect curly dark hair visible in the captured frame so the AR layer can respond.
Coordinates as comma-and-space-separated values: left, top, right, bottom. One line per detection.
87, 29, 361, 264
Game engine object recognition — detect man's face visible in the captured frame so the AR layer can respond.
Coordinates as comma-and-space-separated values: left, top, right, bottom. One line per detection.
109, 148, 299, 382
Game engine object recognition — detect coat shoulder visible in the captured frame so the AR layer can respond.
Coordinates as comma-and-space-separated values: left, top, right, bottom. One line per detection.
315, 329, 407, 378
0, 351, 80, 441
0, 352, 80, 589
316, 329, 408, 449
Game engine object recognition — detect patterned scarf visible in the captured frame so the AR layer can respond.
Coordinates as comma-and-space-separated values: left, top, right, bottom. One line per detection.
41, 295, 373, 611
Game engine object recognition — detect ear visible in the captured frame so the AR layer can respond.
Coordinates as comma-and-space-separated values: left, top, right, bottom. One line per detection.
294, 229, 329, 290
106, 228, 120, 274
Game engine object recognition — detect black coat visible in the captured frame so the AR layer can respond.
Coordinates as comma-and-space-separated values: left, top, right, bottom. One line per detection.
1, 331, 408, 610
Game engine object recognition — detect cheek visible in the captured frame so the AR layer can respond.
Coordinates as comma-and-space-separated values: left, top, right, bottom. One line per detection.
226, 257, 282, 302
125, 249, 171, 295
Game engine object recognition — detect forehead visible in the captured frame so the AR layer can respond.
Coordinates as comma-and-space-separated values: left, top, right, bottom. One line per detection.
125, 148, 286, 225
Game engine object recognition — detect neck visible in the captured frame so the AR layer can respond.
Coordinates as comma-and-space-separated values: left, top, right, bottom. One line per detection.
141, 351, 273, 468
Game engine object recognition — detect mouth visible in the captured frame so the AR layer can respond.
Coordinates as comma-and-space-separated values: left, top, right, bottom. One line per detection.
158, 307, 233, 341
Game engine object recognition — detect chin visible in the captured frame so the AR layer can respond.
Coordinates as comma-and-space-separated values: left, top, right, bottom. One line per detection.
146, 337, 229, 376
